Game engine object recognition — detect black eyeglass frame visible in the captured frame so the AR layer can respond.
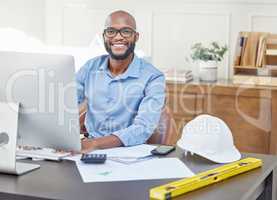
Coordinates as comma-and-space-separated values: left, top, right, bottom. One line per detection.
103, 27, 137, 38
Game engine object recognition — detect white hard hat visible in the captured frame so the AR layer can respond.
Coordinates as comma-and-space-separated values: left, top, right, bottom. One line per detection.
177, 114, 241, 163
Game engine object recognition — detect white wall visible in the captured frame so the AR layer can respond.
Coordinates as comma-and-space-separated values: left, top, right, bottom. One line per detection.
0, 0, 45, 42
44, 0, 277, 79
2, 0, 277, 79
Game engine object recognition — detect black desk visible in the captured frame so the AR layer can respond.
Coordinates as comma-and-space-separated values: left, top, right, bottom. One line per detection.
0, 149, 277, 200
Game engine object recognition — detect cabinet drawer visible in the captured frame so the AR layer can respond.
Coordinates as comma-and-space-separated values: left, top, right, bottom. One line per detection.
204, 94, 271, 154
167, 93, 197, 116
174, 116, 194, 139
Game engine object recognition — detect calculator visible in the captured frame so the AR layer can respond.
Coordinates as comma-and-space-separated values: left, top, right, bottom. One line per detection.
80, 154, 107, 164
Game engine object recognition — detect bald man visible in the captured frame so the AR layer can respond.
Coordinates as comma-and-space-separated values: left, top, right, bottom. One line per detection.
77, 10, 165, 153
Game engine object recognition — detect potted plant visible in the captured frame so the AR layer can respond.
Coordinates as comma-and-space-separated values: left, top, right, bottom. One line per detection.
190, 42, 228, 82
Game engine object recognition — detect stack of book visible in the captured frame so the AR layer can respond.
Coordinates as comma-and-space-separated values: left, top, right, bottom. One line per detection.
234, 32, 277, 77
234, 32, 269, 68
164, 69, 193, 83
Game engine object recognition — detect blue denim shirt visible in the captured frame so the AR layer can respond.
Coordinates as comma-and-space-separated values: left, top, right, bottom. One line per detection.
76, 54, 165, 146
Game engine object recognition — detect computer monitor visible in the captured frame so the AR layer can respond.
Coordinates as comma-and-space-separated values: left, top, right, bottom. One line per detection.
0, 51, 81, 151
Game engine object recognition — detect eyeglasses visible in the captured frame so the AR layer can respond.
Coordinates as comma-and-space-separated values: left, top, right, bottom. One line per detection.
103, 27, 136, 38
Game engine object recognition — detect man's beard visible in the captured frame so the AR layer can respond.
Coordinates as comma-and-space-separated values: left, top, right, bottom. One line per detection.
104, 42, 135, 60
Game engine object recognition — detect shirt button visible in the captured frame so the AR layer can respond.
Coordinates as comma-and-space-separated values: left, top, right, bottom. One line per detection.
99, 125, 106, 131
107, 98, 114, 104
105, 116, 114, 121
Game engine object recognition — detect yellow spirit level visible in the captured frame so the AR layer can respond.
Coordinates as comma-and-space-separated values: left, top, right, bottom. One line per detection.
149, 157, 262, 200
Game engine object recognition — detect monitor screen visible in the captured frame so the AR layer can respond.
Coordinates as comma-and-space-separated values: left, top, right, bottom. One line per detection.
0, 51, 81, 151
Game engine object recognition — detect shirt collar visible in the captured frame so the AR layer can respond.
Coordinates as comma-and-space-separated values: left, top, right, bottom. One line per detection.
99, 56, 109, 71
98, 54, 140, 79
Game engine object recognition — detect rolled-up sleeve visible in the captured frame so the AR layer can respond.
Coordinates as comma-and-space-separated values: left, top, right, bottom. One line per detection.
113, 74, 166, 146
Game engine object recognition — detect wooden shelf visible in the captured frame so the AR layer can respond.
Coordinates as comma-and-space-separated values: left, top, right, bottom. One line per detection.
266, 49, 277, 56
234, 65, 277, 77
234, 66, 258, 70
234, 66, 258, 76
233, 75, 277, 86
233, 32, 277, 77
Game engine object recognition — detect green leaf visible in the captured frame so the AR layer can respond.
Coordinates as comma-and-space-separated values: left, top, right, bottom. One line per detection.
190, 41, 228, 63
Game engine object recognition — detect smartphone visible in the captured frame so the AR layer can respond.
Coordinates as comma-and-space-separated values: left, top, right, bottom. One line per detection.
151, 145, 176, 155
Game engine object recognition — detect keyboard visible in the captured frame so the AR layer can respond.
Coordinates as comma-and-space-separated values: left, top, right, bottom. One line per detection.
16, 147, 71, 161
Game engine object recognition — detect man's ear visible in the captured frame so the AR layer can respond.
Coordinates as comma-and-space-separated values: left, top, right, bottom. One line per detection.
135, 32, 139, 42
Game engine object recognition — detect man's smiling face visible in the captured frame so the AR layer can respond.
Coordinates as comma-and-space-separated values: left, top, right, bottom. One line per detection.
103, 12, 139, 60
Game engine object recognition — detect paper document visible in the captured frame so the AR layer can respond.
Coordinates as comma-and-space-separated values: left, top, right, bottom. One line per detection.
93, 144, 156, 157
65, 144, 156, 163
76, 158, 194, 183
65, 144, 195, 182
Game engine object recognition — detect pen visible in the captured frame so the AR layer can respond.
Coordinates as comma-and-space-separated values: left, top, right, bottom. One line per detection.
108, 154, 155, 160
108, 154, 156, 164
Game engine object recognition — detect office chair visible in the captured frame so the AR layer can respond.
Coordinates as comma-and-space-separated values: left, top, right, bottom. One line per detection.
79, 99, 88, 136
79, 102, 178, 145
146, 105, 178, 145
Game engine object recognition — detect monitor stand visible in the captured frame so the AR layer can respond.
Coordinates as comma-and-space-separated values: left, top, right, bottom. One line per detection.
0, 102, 40, 175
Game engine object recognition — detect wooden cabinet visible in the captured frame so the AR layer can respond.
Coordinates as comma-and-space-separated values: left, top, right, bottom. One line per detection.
166, 83, 204, 134
166, 80, 277, 154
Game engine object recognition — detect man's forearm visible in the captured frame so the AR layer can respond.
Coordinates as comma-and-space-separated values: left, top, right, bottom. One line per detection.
93, 135, 123, 149
81, 135, 123, 153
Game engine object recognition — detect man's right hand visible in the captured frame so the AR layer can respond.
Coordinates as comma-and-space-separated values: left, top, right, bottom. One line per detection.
81, 138, 98, 154
80, 135, 123, 154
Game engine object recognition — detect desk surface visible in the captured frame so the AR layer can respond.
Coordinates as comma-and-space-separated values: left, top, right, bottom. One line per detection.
166, 78, 277, 91
0, 149, 277, 200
